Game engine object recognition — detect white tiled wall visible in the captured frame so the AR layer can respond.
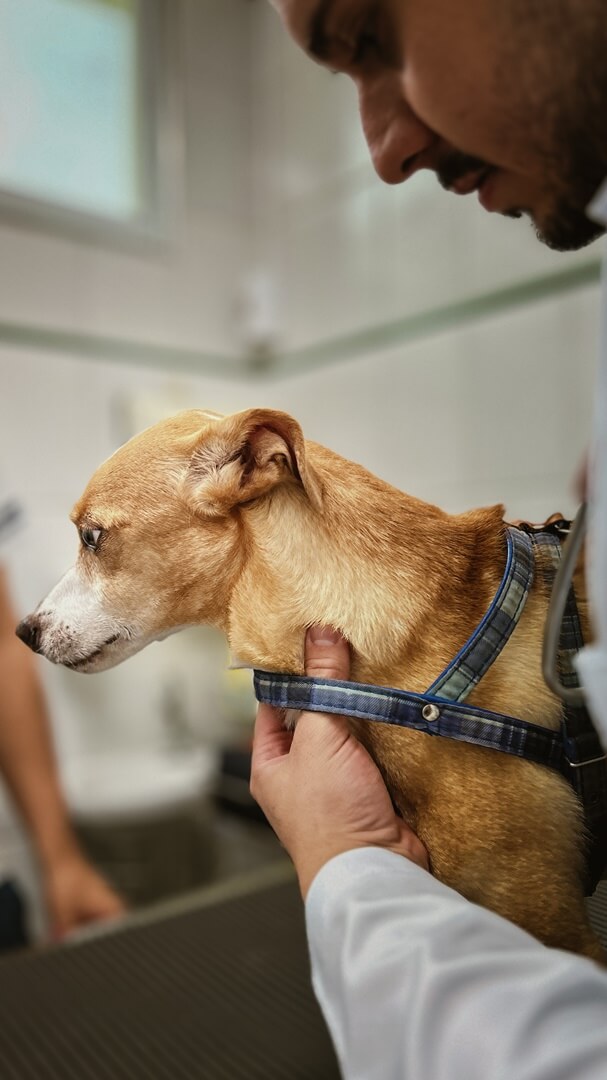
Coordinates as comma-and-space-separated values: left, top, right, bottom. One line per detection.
263, 286, 598, 521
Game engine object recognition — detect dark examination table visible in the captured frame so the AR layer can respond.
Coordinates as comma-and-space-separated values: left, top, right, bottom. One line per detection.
1, 866, 606, 1080
0, 864, 340, 1080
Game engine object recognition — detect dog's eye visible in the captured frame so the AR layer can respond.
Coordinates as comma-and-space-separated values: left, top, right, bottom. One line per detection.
80, 527, 102, 551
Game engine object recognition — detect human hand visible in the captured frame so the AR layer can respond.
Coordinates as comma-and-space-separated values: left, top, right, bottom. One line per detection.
250, 626, 429, 897
43, 849, 126, 940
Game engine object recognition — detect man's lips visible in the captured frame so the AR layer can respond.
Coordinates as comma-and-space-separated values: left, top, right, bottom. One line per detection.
433, 153, 517, 215
447, 165, 495, 196
477, 167, 504, 211
445, 165, 510, 215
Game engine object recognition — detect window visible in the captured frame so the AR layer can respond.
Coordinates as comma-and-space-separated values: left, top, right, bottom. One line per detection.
0, 0, 164, 236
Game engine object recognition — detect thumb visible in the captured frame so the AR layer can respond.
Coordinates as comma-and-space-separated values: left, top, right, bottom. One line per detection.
305, 626, 351, 680
297, 626, 352, 749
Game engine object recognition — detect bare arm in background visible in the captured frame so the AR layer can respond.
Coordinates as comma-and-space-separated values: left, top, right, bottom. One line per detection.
0, 565, 124, 937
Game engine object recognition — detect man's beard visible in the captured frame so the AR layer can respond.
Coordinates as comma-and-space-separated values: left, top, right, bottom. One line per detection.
434, 148, 605, 252
536, 130, 607, 250
536, 195, 604, 252
495, 0, 607, 252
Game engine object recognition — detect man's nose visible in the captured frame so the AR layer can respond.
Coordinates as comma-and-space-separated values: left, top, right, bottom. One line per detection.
359, 80, 435, 185
16, 615, 42, 653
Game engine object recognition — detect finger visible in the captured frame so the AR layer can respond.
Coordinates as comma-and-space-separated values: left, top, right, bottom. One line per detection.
293, 707, 351, 757
295, 626, 352, 750
305, 625, 351, 680
251, 703, 294, 771
92, 890, 126, 918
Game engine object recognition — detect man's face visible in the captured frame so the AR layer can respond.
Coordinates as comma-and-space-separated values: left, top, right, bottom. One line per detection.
271, 0, 606, 251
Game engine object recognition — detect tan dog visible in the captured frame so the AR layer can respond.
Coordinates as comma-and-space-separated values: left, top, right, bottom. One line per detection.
17, 408, 604, 961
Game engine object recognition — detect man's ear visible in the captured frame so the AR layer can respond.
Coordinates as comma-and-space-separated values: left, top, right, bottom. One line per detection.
182, 409, 323, 516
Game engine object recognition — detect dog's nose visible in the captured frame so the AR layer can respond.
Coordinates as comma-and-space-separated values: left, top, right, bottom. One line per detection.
16, 616, 42, 653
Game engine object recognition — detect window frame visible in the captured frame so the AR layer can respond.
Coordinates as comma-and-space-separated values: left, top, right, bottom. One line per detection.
0, 0, 177, 250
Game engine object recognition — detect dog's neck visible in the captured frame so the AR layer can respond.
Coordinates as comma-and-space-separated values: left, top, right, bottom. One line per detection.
226, 445, 507, 692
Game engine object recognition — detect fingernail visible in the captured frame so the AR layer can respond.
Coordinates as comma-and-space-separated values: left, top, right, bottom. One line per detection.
308, 625, 342, 646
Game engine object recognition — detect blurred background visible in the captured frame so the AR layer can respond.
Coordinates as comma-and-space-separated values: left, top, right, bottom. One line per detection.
0, 0, 600, 940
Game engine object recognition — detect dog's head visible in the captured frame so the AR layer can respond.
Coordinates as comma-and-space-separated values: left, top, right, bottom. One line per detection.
16, 408, 321, 672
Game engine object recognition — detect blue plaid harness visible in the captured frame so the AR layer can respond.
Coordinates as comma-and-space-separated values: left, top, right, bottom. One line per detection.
254, 518, 607, 893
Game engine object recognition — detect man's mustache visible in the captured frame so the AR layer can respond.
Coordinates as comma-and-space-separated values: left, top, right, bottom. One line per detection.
436, 151, 491, 190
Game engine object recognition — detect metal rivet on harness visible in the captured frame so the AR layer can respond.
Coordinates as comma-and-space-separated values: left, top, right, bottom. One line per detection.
422, 704, 440, 722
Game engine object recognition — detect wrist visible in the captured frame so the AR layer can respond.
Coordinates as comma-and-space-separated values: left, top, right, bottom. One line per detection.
35, 820, 82, 874
295, 841, 362, 899
295, 826, 430, 898
295, 838, 397, 899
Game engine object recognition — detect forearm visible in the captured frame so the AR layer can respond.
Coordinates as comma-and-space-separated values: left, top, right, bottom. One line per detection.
306, 848, 607, 1080
0, 633, 79, 869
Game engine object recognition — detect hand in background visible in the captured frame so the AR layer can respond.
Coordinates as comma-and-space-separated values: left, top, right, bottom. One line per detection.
43, 849, 125, 940
251, 626, 429, 897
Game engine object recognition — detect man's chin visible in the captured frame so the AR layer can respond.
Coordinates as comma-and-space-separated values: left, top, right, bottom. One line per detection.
532, 203, 605, 252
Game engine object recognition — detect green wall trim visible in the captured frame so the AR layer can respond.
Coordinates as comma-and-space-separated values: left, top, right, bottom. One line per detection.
0, 320, 239, 377
0, 259, 600, 380
276, 260, 602, 377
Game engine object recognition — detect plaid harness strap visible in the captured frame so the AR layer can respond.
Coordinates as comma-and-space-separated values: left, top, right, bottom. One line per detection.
254, 519, 607, 892
253, 674, 565, 772
426, 526, 534, 701
255, 525, 542, 766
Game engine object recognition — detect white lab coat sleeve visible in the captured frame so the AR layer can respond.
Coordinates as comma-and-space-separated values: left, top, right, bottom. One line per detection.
306, 847, 607, 1080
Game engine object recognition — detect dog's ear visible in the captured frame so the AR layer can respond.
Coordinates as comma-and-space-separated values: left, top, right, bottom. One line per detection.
183, 409, 322, 516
